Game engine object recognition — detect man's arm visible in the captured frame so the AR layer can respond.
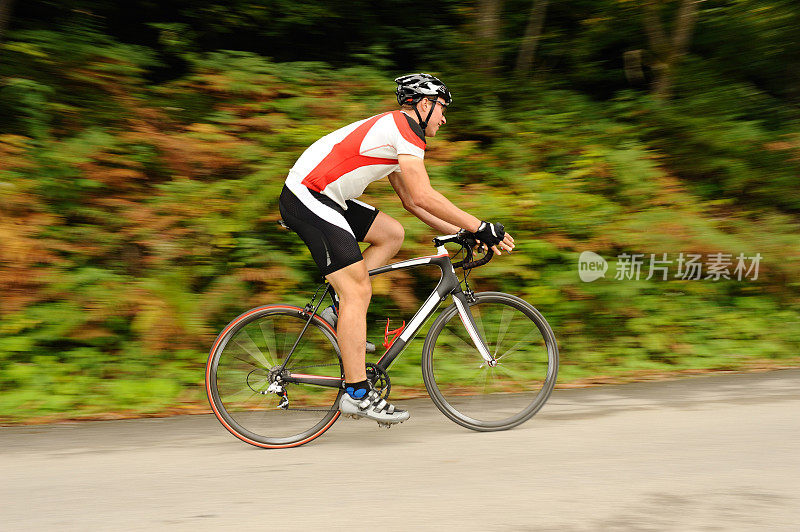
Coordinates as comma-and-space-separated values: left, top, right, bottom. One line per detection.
392, 155, 515, 254
388, 171, 460, 235
395, 155, 482, 231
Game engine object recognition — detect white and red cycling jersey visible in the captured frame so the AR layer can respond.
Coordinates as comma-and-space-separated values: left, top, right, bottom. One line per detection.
285, 110, 426, 209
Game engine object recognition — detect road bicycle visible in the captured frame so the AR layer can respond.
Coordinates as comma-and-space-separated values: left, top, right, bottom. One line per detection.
206, 228, 559, 448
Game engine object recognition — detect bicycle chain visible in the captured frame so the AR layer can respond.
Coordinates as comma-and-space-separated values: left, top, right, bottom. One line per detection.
264, 362, 342, 412
266, 362, 392, 411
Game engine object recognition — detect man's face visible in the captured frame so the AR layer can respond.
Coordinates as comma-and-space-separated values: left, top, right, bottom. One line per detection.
422, 97, 447, 137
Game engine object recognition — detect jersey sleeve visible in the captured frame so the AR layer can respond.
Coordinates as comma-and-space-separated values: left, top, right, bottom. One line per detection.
390, 112, 426, 159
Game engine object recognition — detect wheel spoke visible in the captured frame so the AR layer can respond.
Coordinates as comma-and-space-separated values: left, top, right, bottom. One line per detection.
233, 355, 264, 370
449, 326, 476, 351
493, 362, 520, 381
234, 328, 272, 369
259, 317, 279, 364
495, 327, 542, 362
222, 381, 264, 404
494, 305, 515, 352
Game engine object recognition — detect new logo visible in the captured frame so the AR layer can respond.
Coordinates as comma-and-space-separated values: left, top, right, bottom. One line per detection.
578, 251, 608, 282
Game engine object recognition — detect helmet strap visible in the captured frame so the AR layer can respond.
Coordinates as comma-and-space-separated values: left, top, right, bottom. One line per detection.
414, 98, 437, 133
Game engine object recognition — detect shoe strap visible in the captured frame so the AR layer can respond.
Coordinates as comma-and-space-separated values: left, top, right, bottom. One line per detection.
357, 390, 394, 413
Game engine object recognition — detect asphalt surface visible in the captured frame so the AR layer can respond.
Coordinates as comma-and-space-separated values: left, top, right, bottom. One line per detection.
3, 369, 800, 531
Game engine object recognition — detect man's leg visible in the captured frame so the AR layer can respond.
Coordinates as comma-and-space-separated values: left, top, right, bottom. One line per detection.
324, 211, 410, 423
325, 259, 371, 383
361, 211, 405, 271
324, 210, 402, 315
323, 212, 402, 386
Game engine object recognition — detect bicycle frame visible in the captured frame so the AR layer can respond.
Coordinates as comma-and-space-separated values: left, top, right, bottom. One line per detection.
279, 244, 494, 389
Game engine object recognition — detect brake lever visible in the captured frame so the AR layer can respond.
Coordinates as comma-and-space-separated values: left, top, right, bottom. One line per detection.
451, 240, 473, 269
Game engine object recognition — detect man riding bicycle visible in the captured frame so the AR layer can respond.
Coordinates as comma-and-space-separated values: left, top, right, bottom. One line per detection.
278, 73, 515, 425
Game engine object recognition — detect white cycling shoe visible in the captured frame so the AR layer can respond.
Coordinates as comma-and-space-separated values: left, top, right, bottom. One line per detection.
340, 390, 410, 426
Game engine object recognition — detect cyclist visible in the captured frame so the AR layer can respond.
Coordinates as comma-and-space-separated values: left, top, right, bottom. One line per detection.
278, 73, 515, 425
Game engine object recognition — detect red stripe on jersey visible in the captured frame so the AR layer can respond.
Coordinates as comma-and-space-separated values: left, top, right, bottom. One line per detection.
392, 111, 426, 151
301, 113, 399, 192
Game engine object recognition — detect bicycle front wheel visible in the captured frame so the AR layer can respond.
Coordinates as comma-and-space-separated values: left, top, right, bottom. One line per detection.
421, 292, 558, 431
206, 305, 343, 448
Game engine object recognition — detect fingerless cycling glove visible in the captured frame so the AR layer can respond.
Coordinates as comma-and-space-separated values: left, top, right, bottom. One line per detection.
473, 221, 505, 246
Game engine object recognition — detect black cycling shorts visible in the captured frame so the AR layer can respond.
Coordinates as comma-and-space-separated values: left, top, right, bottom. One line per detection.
279, 184, 380, 276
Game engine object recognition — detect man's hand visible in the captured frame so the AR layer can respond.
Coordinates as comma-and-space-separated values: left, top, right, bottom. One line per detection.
489, 231, 515, 255
473, 221, 515, 256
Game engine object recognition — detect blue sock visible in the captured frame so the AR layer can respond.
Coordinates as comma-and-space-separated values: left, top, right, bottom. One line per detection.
345, 380, 369, 399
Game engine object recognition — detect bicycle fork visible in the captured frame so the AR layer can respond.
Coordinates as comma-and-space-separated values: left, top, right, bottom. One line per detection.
451, 290, 497, 367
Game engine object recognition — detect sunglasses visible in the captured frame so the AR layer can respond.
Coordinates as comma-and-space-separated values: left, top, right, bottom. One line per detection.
429, 99, 448, 115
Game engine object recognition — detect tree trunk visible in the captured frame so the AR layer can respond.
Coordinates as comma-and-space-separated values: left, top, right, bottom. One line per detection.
624, 49, 645, 83
514, 0, 549, 77
642, 0, 700, 100
475, 0, 502, 76
0, 0, 16, 43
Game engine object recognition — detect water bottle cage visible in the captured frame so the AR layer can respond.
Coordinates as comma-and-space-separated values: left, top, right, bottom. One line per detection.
383, 319, 406, 350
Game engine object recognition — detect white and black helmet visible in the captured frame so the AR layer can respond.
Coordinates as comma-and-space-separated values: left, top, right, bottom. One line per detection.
395, 73, 452, 132
395, 73, 452, 107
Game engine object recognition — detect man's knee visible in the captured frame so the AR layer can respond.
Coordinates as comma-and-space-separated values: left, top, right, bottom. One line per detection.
385, 218, 405, 253
328, 263, 372, 304
340, 279, 371, 309
366, 213, 405, 251
391, 220, 405, 246
347, 272, 372, 299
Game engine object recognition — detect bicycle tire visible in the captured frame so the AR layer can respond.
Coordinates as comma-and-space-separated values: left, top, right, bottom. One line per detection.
421, 292, 558, 431
206, 305, 343, 448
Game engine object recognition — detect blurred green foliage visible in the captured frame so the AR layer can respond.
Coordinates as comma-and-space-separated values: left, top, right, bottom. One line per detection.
1, 1, 799, 421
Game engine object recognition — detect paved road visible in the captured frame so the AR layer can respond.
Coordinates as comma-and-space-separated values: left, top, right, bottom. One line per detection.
3, 370, 800, 531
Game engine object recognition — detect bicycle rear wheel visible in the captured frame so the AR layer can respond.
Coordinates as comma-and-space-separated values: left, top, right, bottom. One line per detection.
206, 305, 343, 448
421, 292, 558, 431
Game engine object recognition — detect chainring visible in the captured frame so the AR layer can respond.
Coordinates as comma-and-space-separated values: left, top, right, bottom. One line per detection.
365, 362, 391, 399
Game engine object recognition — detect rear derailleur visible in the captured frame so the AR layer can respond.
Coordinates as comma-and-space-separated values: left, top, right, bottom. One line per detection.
249, 368, 289, 409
